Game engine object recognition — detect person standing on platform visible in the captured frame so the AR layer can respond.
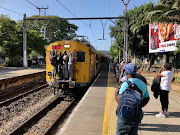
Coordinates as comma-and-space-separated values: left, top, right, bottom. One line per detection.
68, 51, 74, 80
114, 59, 120, 82
115, 63, 150, 135
63, 50, 69, 80
155, 63, 175, 118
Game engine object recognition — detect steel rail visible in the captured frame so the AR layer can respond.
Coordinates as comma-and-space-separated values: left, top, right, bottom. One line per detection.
44, 99, 75, 135
0, 84, 48, 107
0, 81, 45, 100
8, 97, 75, 135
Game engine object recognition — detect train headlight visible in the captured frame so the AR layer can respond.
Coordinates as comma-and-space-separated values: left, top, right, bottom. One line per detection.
48, 72, 52, 76
64, 44, 71, 48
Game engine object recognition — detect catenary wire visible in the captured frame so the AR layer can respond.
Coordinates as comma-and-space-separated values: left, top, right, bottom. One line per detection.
0, 6, 23, 16
55, 0, 97, 43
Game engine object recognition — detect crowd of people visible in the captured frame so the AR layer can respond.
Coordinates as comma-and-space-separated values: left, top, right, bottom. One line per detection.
50, 49, 75, 81
113, 59, 175, 135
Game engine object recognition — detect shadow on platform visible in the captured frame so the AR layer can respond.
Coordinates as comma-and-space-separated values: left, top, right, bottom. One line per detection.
143, 111, 180, 118
139, 123, 180, 132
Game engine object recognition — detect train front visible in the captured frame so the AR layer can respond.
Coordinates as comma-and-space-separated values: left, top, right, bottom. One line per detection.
46, 40, 76, 93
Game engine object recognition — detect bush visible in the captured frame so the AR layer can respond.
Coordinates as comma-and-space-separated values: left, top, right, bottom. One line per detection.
4, 57, 23, 67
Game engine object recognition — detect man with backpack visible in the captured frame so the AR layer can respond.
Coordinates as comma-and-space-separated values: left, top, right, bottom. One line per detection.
115, 63, 150, 135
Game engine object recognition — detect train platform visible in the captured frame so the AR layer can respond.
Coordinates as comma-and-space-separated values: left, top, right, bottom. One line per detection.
0, 66, 45, 80
58, 62, 180, 135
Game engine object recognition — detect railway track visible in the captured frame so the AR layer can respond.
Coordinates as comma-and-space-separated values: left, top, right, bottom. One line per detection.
0, 82, 48, 107
0, 81, 45, 100
8, 96, 75, 135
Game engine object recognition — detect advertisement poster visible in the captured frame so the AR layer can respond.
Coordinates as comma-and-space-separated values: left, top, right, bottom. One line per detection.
149, 23, 180, 53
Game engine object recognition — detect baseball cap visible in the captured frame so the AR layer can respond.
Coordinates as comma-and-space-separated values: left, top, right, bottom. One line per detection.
123, 63, 137, 74
63, 50, 66, 53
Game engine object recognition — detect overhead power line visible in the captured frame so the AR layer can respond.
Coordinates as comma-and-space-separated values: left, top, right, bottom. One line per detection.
56, 0, 77, 18
25, 0, 38, 8
0, 6, 23, 16
55, 0, 98, 43
26, 0, 49, 16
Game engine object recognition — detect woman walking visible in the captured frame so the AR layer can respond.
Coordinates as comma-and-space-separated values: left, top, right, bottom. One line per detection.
156, 63, 175, 118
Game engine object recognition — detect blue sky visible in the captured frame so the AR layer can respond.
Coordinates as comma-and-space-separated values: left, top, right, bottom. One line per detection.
0, 0, 158, 51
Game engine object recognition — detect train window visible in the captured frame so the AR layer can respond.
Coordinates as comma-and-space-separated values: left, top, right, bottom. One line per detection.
77, 52, 85, 62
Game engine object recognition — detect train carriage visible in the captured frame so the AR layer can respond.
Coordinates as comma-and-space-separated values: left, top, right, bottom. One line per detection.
46, 38, 107, 92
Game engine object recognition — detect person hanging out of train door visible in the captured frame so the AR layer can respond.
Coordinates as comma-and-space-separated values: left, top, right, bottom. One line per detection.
63, 50, 69, 80
57, 51, 63, 80
50, 50, 58, 81
68, 51, 74, 81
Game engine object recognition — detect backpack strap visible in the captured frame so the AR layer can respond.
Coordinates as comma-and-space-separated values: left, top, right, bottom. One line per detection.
126, 80, 131, 85
125, 80, 143, 97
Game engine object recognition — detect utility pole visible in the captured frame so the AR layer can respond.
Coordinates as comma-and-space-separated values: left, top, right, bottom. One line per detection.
124, 4, 128, 63
36, 6, 48, 39
122, 0, 130, 63
23, 14, 28, 68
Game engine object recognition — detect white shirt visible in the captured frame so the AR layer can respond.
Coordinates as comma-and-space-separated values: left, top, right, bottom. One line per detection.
121, 75, 128, 82
160, 71, 174, 91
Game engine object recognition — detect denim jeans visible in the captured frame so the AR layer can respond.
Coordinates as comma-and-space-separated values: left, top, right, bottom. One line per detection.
116, 118, 139, 135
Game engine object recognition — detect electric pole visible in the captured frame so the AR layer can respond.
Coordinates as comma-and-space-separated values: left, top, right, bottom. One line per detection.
122, 0, 130, 63
23, 14, 28, 68
36, 6, 48, 39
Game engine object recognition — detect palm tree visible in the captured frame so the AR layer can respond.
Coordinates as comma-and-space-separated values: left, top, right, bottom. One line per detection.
145, 0, 180, 23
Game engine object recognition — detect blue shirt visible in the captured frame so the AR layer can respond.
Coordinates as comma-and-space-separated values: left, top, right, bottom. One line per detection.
118, 78, 149, 98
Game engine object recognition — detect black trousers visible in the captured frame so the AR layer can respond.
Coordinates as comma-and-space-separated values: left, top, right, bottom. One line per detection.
160, 90, 169, 110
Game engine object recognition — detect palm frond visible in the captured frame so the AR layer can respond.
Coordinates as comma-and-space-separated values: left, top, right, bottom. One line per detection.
156, 9, 176, 22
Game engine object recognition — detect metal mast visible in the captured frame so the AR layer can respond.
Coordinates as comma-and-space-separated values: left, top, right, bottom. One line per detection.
122, 0, 130, 63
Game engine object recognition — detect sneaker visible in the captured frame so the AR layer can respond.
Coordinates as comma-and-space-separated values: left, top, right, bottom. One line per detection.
164, 111, 170, 116
155, 113, 166, 118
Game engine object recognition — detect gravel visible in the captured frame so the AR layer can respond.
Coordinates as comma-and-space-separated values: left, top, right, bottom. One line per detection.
0, 86, 54, 134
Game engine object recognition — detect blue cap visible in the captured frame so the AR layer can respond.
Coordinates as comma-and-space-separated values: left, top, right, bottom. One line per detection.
63, 50, 66, 53
123, 63, 137, 74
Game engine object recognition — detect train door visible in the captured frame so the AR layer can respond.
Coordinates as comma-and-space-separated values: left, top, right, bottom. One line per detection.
75, 51, 90, 86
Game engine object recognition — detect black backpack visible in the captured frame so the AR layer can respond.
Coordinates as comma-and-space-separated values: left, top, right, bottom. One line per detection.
135, 73, 147, 84
116, 80, 143, 125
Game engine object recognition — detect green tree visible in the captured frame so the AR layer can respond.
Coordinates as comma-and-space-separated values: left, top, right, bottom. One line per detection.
145, 0, 180, 24
0, 15, 23, 66
29, 50, 39, 60
109, 2, 154, 60
110, 42, 119, 59
0, 15, 48, 66
19, 15, 78, 43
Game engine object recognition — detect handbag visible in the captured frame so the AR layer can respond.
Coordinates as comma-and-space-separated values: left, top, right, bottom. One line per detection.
151, 76, 161, 99
151, 75, 167, 99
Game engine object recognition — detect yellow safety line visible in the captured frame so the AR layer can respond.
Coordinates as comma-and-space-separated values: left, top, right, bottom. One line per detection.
102, 71, 110, 135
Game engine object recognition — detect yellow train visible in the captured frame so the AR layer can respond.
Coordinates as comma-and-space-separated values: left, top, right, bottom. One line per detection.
46, 38, 107, 91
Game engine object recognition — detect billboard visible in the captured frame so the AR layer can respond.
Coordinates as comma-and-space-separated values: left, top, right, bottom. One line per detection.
149, 23, 180, 53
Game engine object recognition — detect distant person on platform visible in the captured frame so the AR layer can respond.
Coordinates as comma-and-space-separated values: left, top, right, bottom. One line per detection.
68, 51, 74, 81
155, 63, 175, 118
114, 59, 120, 82
63, 50, 69, 80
